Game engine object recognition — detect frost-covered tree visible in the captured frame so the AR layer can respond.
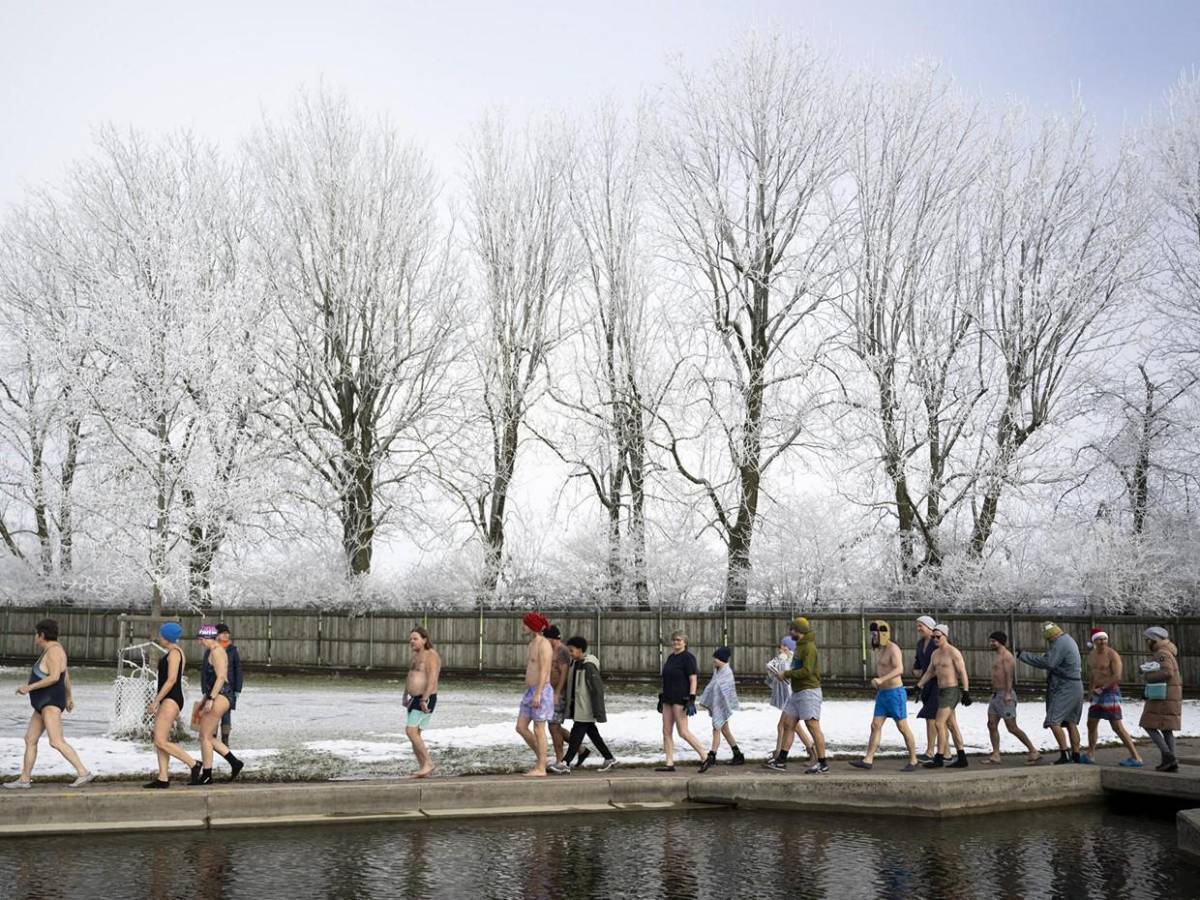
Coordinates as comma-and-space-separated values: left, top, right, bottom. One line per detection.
249, 88, 460, 578
654, 33, 850, 608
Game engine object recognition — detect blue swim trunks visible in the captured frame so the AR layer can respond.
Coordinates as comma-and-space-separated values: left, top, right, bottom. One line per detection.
873, 685, 908, 721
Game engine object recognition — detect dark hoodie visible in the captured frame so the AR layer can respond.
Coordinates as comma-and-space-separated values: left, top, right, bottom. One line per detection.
563, 653, 606, 724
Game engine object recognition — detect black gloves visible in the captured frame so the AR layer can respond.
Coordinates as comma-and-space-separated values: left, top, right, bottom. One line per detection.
685, 695, 697, 716
961, 690, 973, 707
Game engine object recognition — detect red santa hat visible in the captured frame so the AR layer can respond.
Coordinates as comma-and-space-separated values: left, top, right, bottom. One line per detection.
1087, 627, 1108, 648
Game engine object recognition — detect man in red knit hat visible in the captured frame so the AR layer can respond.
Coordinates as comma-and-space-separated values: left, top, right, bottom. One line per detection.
1085, 627, 1143, 767
516, 612, 554, 776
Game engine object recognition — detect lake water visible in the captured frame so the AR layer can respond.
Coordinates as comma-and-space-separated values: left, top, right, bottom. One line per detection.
0, 805, 1187, 899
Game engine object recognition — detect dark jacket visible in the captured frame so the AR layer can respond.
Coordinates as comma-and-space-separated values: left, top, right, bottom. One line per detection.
201, 644, 244, 709
563, 653, 606, 724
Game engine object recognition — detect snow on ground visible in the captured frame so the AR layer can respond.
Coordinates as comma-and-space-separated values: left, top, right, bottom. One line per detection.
2, 668, 1196, 779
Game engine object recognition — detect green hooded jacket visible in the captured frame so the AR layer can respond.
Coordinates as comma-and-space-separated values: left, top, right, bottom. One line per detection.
787, 633, 821, 691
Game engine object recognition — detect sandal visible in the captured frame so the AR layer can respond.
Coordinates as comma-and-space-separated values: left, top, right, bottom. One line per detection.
1118, 758, 1144, 768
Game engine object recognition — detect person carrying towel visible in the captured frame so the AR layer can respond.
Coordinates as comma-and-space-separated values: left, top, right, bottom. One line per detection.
1139, 626, 1182, 773
698, 646, 743, 771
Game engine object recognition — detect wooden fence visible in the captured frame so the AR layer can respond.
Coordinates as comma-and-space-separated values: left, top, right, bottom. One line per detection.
1, 606, 1196, 691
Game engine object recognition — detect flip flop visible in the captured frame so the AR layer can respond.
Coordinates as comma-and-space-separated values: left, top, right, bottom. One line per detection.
1118, 758, 1144, 768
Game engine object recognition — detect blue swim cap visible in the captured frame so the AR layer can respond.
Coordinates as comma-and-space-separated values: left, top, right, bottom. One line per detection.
160, 622, 183, 643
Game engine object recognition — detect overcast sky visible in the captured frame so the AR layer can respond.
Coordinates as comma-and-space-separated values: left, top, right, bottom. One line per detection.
2, 1, 1199, 209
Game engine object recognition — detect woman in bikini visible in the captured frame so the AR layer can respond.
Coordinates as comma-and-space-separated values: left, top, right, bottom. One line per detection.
194, 624, 244, 783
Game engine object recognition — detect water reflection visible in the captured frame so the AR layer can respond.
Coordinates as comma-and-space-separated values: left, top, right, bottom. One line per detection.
0, 806, 1186, 900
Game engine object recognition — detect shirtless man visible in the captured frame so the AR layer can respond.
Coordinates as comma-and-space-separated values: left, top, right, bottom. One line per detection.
916, 623, 969, 769
1085, 628, 1142, 766
516, 612, 554, 777
543, 625, 576, 768
403, 626, 441, 778
984, 632, 1040, 765
849, 621, 918, 772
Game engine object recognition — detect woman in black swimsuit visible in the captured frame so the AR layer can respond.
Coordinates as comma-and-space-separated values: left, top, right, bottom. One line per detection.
5, 619, 93, 789
195, 624, 243, 783
144, 622, 201, 789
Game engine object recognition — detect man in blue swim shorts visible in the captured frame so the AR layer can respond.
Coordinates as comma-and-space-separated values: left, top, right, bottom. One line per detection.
849, 620, 919, 772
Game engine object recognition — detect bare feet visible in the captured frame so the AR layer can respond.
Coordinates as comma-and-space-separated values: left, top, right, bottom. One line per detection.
983, 755, 1002, 765
1026, 754, 1043, 766
524, 768, 547, 778
412, 766, 436, 779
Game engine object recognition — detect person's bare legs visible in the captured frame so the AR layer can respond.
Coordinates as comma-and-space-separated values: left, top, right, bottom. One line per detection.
895, 718, 918, 765
199, 697, 232, 769
934, 708, 951, 756
720, 722, 737, 750
987, 714, 1003, 762
40, 707, 88, 776
662, 706, 677, 766
774, 716, 786, 756
924, 719, 937, 757
1049, 724, 1069, 754
710, 729, 722, 753
16, 713, 44, 782
794, 720, 815, 759
1087, 719, 1100, 757
863, 717, 884, 764
948, 711, 964, 752
1110, 720, 1142, 762
1003, 717, 1040, 761
807, 720, 826, 760
515, 715, 536, 753
407, 725, 436, 777
1066, 723, 1081, 755
550, 722, 566, 765
524, 720, 548, 776
672, 706, 707, 760
153, 701, 196, 779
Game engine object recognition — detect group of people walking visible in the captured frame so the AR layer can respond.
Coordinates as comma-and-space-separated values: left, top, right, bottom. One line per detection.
3, 612, 1187, 787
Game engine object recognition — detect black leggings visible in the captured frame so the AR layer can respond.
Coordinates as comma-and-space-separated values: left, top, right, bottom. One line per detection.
563, 722, 613, 763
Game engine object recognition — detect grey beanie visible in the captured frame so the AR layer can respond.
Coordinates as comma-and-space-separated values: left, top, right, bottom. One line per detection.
1144, 626, 1169, 642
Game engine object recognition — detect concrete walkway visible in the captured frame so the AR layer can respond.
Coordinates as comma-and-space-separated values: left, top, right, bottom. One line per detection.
8, 741, 1184, 837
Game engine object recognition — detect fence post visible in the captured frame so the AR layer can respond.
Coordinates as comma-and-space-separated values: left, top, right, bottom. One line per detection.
478, 605, 484, 674
595, 607, 602, 660
860, 603, 867, 682
367, 610, 374, 670
657, 604, 664, 668
316, 610, 323, 667
84, 607, 93, 662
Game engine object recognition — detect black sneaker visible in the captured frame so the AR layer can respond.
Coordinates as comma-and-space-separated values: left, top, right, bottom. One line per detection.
188, 762, 203, 785
196, 769, 213, 786
804, 761, 830, 774
948, 752, 969, 769
765, 759, 787, 771
597, 758, 618, 773
727, 750, 745, 766
923, 754, 945, 769
227, 757, 244, 781
142, 779, 170, 789
574, 748, 592, 769
698, 753, 716, 774
916, 753, 933, 763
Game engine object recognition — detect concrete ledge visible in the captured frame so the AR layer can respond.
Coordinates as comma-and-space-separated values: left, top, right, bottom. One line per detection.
1180, 809, 1200, 866
1101, 767, 1200, 802
688, 766, 1104, 817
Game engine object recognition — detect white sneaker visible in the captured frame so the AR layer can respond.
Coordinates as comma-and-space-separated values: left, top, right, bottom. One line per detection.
69, 773, 96, 788
597, 758, 618, 772
547, 763, 571, 775
3, 780, 32, 790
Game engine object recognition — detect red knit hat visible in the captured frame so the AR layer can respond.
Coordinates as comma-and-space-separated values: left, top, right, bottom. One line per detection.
523, 612, 549, 634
